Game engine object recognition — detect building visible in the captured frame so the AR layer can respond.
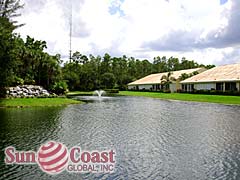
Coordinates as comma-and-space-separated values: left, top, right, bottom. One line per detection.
181, 63, 240, 92
128, 68, 205, 92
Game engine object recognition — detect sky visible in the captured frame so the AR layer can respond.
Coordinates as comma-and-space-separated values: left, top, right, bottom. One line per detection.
16, 0, 240, 65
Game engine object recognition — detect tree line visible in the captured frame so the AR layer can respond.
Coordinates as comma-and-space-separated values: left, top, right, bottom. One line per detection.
0, 0, 63, 96
63, 53, 215, 91
0, 0, 215, 97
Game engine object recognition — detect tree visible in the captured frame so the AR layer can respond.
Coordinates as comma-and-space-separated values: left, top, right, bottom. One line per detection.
179, 71, 199, 81
0, 0, 23, 97
101, 72, 116, 89
0, 17, 16, 96
61, 52, 215, 91
0, 0, 24, 28
62, 62, 81, 90
100, 53, 112, 74
161, 72, 176, 91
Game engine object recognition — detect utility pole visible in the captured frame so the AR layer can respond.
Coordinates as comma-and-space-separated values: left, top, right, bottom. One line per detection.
69, 1, 72, 63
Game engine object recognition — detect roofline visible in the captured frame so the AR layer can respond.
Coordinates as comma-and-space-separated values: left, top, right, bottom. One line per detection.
128, 83, 161, 86
127, 67, 206, 86
128, 82, 178, 86
181, 79, 240, 84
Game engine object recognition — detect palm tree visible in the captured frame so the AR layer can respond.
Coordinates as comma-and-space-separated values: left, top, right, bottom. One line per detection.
160, 72, 176, 91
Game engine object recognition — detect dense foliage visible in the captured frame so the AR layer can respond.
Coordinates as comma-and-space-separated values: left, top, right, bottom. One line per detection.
0, 0, 64, 96
62, 53, 215, 91
0, 0, 215, 97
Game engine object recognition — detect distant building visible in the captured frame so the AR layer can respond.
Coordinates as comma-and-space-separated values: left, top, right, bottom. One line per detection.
128, 68, 205, 92
181, 63, 240, 92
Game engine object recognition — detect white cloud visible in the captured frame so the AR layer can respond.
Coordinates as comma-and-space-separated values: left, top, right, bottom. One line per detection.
15, 0, 239, 65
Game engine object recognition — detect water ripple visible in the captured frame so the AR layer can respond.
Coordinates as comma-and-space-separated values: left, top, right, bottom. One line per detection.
0, 96, 240, 179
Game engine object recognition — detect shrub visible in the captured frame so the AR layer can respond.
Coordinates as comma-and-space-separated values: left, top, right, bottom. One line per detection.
13, 76, 24, 86
51, 81, 68, 95
176, 89, 182, 93
105, 89, 119, 93
180, 89, 240, 96
163, 89, 171, 93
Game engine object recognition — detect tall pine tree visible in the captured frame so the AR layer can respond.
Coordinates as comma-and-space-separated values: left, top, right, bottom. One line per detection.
0, 0, 23, 97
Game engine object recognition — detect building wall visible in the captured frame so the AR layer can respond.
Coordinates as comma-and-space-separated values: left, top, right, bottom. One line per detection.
128, 85, 136, 90
138, 85, 152, 90
168, 80, 182, 92
170, 83, 177, 92
127, 84, 153, 90
237, 82, 240, 91
182, 81, 240, 92
129, 82, 240, 92
194, 83, 215, 90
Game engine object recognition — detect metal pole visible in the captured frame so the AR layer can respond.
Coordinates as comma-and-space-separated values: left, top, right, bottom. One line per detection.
69, 1, 72, 63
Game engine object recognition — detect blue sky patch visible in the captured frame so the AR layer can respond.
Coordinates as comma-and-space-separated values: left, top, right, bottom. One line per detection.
109, 0, 125, 16
220, 0, 228, 5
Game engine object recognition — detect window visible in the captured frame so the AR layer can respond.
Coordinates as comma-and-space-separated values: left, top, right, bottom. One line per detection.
190, 84, 194, 91
182, 84, 187, 92
152, 85, 155, 90
225, 82, 236, 91
216, 83, 223, 91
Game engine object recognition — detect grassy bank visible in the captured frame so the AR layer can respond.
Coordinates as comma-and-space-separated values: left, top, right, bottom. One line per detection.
0, 97, 82, 108
67, 91, 93, 96
119, 91, 240, 105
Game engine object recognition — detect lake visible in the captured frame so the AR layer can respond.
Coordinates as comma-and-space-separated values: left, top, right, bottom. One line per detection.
0, 96, 240, 180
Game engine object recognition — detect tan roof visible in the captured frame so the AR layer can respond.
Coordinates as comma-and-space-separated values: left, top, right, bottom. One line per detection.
181, 63, 240, 83
128, 68, 205, 85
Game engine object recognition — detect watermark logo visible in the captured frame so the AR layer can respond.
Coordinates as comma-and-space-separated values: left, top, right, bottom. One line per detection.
38, 141, 69, 174
4, 141, 116, 175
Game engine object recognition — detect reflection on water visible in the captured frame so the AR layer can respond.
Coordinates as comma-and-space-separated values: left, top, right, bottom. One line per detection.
0, 96, 240, 179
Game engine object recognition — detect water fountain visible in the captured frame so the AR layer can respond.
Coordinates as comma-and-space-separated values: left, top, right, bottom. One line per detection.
73, 90, 111, 102
93, 90, 105, 98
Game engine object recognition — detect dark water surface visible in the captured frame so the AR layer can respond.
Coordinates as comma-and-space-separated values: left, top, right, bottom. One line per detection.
0, 96, 240, 180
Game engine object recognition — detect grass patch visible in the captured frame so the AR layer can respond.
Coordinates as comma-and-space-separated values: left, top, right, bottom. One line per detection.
119, 91, 240, 105
0, 97, 82, 108
67, 91, 93, 96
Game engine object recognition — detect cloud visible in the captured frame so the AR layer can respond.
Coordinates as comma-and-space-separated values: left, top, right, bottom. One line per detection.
15, 0, 240, 65
143, 0, 240, 51
142, 30, 201, 52
213, 48, 240, 65
203, 0, 240, 48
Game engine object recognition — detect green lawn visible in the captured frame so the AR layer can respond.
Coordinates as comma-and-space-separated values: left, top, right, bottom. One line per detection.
0, 97, 82, 107
67, 91, 93, 96
119, 91, 240, 105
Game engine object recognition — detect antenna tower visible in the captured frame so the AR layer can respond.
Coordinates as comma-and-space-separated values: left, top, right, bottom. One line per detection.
69, 1, 72, 62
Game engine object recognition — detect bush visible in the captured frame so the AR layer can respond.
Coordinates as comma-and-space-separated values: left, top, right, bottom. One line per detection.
179, 89, 240, 96
105, 89, 119, 93
13, 76, 24, 86
24, 76, 35, 85
176, 89, 182, 93
0, 87, 6, 97
163, 89, 171, 93
51, 81, 68, 95
100, 73, 116, 89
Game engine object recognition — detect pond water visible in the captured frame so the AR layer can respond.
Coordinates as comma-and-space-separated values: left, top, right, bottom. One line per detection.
0, 96, 240, 180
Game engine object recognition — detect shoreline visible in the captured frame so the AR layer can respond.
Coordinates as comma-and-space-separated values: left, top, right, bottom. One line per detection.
0, 97, 82, 108
119, 91, 240, 105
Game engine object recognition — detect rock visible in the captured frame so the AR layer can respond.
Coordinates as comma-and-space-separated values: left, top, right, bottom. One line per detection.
17, 91, 23, 95
22, 88, 28, 93
11, 93, 18, 97
16, 86, 21, 91
7, 85, 51, 98
43, 92, 50, 96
